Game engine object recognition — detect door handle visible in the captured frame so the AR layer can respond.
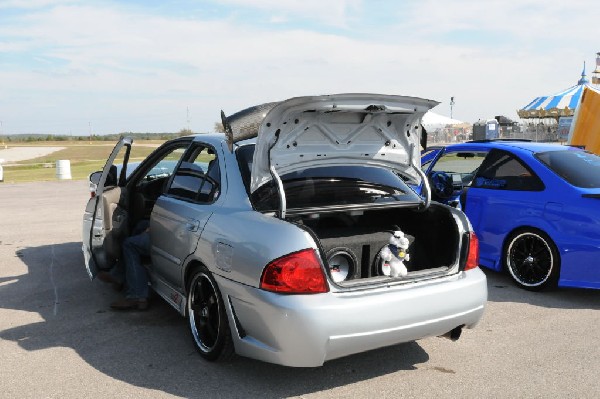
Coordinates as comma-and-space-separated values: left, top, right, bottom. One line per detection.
185, 219, 201, 232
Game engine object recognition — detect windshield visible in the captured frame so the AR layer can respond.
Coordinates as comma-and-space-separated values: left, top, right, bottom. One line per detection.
236, 144, 421, 211
536, 150, 600, 188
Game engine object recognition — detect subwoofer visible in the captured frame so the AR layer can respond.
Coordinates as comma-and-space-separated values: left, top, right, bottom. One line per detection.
326, 247, 357, 283
319, 230, 392, 282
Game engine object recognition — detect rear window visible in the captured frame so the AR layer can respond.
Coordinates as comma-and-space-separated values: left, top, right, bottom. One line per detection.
536, 150, 600, 188
236, 144, 421, 211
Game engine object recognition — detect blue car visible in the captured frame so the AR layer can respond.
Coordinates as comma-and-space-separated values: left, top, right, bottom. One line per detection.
422, 140, 600, 290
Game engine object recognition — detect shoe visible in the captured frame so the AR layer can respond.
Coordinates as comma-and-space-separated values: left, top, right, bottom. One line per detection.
110, 297, 149, 311
97, 271, 124, 292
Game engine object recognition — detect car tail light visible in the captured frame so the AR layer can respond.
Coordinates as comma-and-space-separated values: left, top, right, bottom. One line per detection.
260, 249, 329, 294
465, 231, 480, 271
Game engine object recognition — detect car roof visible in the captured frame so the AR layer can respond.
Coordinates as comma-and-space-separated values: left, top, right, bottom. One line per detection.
190, 133, 228, 146
444, 140, 578, 154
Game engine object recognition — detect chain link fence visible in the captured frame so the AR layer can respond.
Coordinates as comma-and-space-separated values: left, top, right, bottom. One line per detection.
428, 120, 562, 144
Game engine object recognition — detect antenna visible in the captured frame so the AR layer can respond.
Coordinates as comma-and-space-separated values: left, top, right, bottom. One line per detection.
187, 107, 190, 131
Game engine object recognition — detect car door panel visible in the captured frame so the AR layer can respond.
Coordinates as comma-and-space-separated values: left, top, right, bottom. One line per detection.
101, 186, 129, 261
148, 143, 222, 290
150, 197, 212, 288
464, 188, 518, 270
82, 138, 133, 279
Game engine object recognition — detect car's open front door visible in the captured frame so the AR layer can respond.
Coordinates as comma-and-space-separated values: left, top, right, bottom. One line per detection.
82, 137, 133, 279
421, 146, 445, 171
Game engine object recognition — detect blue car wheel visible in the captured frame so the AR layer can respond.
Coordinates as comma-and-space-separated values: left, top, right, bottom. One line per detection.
504, 229, 560, 291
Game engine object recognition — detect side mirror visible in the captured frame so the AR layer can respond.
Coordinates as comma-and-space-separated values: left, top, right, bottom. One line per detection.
89, 171, 102, 198
89, 171, 102, 185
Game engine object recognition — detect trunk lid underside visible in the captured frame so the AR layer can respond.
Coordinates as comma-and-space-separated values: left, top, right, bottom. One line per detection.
223, 93, 439, 194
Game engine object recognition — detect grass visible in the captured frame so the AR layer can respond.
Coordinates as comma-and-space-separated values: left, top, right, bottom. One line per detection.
0, 141, 165, 183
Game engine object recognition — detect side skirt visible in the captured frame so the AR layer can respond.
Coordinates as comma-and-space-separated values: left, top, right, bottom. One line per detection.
150, 272, 187, 316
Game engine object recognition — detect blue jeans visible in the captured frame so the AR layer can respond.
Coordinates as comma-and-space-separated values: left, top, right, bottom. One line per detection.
122, 231, 150, 299
110, 221, 150, 299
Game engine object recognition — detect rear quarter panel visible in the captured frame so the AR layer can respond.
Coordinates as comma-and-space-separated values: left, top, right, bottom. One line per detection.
520, 150, 600, 287
186, 139, 319, 288
464, 147, 560, 270
198, 210, 318, 287
547, 192, 600, 288
466, 187, 555, 270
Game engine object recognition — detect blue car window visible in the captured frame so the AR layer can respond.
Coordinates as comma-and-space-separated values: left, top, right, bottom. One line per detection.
430, 151, 487, 186
473, 149, 544, 191
536, 150, 600, 188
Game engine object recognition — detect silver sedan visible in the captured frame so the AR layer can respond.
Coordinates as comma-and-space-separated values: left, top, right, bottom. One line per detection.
82, 94, 487, 367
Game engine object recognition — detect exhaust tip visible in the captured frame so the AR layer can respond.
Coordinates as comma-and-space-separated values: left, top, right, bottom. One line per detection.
441, 326, 463, 341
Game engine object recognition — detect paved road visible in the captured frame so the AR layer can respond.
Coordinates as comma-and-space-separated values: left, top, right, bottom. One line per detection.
0, 146, 65, 163
0, 181, 599, 398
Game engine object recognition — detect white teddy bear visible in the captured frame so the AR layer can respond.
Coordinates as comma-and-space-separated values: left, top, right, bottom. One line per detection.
379, 230, 410, 277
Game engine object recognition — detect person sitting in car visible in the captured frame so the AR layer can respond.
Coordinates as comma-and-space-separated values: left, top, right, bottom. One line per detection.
97, 220, 150, 311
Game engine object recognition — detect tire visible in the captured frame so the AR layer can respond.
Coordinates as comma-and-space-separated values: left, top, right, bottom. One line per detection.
187, 266, 234, 361
504, 229, 560, 291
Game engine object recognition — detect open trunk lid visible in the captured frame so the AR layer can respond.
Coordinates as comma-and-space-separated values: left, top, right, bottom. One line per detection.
223, 94, 439, 195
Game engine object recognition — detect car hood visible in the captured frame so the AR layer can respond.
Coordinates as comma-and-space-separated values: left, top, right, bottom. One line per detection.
224, 93, 439, 194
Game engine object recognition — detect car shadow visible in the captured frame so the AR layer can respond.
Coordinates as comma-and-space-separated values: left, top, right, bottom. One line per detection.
482, 268, 600, 310
1, 242, 430, 398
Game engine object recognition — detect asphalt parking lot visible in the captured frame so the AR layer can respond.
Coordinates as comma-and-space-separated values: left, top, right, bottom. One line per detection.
1, 181, 599, 398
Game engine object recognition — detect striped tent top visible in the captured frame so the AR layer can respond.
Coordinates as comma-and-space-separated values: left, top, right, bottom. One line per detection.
518, 67, 591, 119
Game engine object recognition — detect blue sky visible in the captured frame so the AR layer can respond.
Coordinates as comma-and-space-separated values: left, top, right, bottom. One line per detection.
0, 0, 598, 134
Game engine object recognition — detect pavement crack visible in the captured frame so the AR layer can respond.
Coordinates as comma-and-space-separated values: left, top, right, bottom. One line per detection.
50, 244, 60, 316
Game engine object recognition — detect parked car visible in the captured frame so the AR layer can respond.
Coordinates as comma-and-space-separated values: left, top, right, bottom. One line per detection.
82, 94, 487, 367
422, 140, 600, 291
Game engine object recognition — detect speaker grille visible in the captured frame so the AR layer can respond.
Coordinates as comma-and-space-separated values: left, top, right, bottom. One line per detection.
326, 248, 357, 282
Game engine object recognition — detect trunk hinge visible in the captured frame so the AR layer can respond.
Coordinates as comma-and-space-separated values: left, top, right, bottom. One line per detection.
410, 143, 431, 211
268, 133, 287, 219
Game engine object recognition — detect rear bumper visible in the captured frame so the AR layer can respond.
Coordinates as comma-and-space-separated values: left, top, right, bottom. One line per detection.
216, 268, 487, 367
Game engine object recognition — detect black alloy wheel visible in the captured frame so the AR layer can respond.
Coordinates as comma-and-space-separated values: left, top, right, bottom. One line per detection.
504, 229, 560, 291
187, 266, 233, 361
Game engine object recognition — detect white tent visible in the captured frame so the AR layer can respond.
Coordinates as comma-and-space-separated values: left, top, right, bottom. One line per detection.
422, 111, 463, 130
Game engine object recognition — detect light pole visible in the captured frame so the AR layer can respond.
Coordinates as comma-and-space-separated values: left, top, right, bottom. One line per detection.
450, 96, 455, 119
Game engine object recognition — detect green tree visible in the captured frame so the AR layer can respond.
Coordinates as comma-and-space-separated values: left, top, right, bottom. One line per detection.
214, 122, 225, 133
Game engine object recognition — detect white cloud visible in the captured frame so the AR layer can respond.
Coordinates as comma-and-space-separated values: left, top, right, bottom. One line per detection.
0, 0, 598, 134
0, 0, 73, 9
216, 0, 362, 27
